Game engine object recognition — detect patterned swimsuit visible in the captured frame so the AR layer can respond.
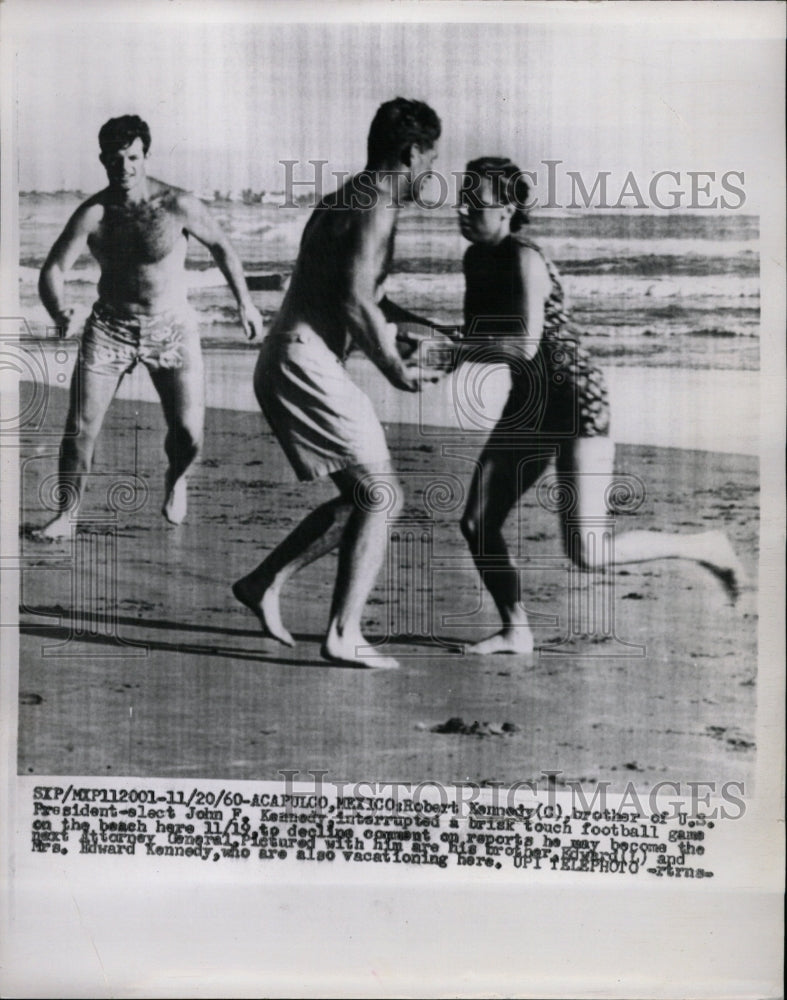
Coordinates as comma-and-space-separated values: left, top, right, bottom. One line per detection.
466, 233, 610, 439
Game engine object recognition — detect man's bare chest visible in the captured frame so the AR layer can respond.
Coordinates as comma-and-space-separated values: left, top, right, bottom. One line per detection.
89, 201, 186, 266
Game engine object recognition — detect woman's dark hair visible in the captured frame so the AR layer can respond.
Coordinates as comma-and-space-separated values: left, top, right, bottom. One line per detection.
463, 156, 531, 229
98, 115, 152, 156
367, 98, 441, 168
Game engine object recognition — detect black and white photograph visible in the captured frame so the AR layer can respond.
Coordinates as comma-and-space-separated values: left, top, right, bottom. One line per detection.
1, 1, 783, 996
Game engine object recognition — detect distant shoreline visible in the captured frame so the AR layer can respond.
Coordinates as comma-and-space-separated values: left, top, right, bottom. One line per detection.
18, 191, 760, 219
17, 349, 759, 456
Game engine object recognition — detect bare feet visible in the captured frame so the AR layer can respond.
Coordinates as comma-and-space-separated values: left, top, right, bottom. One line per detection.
696, 530, 749, 603
29, 512, 75, 541
232, 577, 295, 647
162, 470, 188, 525
321, 623, 399, 669
464, 627, 534, 656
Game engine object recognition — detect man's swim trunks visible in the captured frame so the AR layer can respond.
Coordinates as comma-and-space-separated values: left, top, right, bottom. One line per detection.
78, 300, 201, 376
255, 326, 391, 481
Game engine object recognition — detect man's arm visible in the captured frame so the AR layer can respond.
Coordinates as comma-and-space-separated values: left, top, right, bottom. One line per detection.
377, 294, 460, 357
38, 202, 101, 337
343, 209, 426, 392
377, 295, 435, 329
178, 194, 263, 341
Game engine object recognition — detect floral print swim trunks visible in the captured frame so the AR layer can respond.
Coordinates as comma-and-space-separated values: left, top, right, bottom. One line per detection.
78, 301, 200, 376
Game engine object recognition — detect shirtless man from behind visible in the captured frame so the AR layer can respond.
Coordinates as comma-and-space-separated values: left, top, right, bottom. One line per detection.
233, 98, 442, 669
34, 114, 262, 539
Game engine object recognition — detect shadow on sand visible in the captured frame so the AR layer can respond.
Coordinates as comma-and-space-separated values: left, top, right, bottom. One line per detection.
19, 605, 462, 668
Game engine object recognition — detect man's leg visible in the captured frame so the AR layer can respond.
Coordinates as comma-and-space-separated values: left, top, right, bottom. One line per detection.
233, 462, 402, 661
321, 463, 404, 669
148, 345, 205, 525
33, 361, 121, 539
233, 494, 351, 647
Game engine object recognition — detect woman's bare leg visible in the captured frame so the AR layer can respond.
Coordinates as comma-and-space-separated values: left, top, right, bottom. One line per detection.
557, 436, 747, 600
460, 445, 552, 654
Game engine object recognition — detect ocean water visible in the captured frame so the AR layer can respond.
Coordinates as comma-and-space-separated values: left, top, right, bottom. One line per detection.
18, 193, 759, 370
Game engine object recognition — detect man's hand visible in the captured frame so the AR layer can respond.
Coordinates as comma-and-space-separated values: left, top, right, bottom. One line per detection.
53, 307, 81, 339
239, 302, 264, 341
395, 321, 433, 360
385, 360, 441, 393
395, 322, 457, 373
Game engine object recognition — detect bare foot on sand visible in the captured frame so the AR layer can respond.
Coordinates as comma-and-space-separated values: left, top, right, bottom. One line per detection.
321, 624, 399, 670
29, 513, 75, 541
696, 530, 749, 603
464, 627, 534, 656
232, 578, 295, 647
162, 470, 188, 525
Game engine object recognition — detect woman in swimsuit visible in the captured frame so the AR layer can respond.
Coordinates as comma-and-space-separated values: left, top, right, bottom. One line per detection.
454, 157, 745, 655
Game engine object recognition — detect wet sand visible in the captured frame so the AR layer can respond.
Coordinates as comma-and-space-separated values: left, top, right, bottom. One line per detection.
23, 339, 760, 454
17, 388, 758, 789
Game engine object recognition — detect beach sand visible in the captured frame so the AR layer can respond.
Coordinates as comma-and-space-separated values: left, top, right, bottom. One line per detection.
20, 340, 760, 455
17, 388, 757, 789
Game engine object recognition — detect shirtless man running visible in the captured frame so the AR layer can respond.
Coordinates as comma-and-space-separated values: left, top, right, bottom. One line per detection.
35, 114, 262, 538
232, 98, 441, 669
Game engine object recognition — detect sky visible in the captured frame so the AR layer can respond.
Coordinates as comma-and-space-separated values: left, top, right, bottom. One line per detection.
9, 3, 783, 209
